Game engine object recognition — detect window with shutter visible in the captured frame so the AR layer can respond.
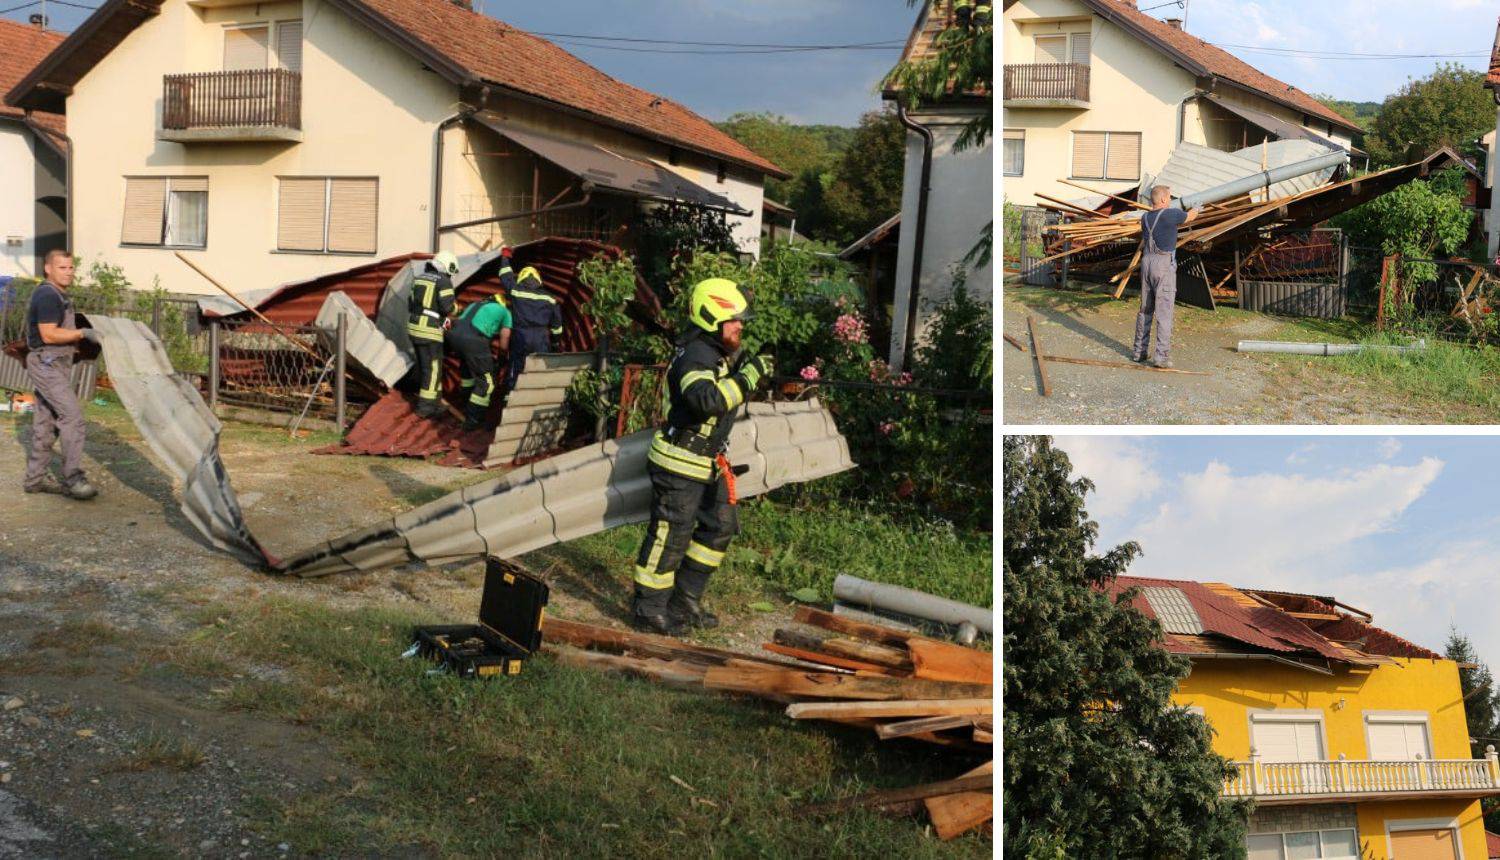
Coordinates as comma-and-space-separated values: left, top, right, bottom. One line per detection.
278, 178, 327, 251
1003, 129, 1024, 177
1034, 35, 1067, 64
1366, 716, 1431, 760
121, 178, 167, 245
1070, 32, 1091, 66
1071, 131, 1106, 179
275, 20, 302, 73
1106, 132, 1141, 180
1250, 716, 1324, 762
224, 25, 269, 71
164, 177, 209, 248
327, 178, 378, 254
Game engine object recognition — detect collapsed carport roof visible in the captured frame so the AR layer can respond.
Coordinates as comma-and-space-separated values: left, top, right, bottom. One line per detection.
1201, 94, 1364, 157
471, 112, 747, 214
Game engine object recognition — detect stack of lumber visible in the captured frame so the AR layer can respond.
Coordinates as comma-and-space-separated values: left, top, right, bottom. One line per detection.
541, 607, 994, 840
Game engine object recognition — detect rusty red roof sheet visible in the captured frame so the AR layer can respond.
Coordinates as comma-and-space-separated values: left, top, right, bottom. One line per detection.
1488, 18, 1500, 88
317, 389, 491, 468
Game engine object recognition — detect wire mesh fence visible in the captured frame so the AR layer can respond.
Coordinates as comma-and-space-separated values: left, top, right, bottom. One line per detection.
208, 318, 348, 423
1235, 228, 1347, 318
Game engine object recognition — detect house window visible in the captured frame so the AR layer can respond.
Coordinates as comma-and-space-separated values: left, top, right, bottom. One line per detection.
121, 176, 208, 248
1071, 131, 1141, 181
1364, 713, 1432, 760
1033, 32, 1089, 65
1003, 129, 1024, 176
1246, 829, 1358, 860
1250, 712, 1325, 763
224, 21, 302, 72
276, 177, 378, 254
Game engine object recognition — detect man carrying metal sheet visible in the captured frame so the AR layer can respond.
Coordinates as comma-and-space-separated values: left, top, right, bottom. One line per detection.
23, 250, 100, 500
408, 251, 460, 418
499, 247, 563, 393
629, 278, 773, 636
1132, 185, 1200, 369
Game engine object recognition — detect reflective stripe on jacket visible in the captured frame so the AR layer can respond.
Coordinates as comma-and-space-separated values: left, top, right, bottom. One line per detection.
647, 331, 746, 483
407, 267, 455, 342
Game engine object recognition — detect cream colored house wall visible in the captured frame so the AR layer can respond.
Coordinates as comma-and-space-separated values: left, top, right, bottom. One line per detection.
1488, 115, 1500, 259
0, 124, 37, 277
1003, 0, 1354, 209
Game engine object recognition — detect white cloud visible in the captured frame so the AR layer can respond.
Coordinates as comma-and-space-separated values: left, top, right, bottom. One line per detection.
1378, 438, 1402, 461
1127, 458, 1444, 583
1053, 436, 1162, 519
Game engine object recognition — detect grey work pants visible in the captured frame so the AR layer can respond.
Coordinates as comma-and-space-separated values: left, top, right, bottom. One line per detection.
1132, 252, 1177, 364
24, 349, 86, 486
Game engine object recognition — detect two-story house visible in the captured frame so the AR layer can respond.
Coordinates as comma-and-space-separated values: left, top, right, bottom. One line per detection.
1003, 0, 1363, 208
1112, 575, 1500, 860
0, 16, 66, 277
4, 0, 785, 296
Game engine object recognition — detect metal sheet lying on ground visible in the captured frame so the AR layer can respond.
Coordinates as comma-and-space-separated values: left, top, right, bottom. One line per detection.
315, 389, 493, 467
484, 352, 593, 467
87, 315, 274, 566
313, 290, 411, 388
282, 398, 856, 576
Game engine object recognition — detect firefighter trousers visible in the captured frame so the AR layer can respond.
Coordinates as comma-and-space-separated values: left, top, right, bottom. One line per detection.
412, 338, 444, 406
632, 462, 739, 618
450, 329, 496, 425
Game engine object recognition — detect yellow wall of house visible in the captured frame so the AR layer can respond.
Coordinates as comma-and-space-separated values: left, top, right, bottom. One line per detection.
1002, 0, 1356, 209
1175, 659, 1487, 859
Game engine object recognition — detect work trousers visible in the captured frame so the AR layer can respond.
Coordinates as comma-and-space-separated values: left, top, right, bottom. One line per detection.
1132, 252, 1177, 364
450, 329, 496, 425
25, 348, 86, 486
505, 327, 551, 392
632, 463, 739, 618
412, 338, 445, 405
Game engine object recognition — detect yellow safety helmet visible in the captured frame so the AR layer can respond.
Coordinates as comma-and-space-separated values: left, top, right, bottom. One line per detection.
517, 266, 542, 286
689, 278, 750, 334
431, 250, 460, 276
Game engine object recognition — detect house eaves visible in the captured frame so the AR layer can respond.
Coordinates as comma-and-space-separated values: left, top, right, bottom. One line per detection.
6, 0, 164, 113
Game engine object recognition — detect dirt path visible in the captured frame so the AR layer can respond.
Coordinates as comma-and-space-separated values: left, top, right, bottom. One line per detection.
1001, 286, 1489, 425
0, 403, 806, 857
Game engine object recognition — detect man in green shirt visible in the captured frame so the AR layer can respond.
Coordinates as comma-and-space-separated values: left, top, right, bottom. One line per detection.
447, 292, 512, 431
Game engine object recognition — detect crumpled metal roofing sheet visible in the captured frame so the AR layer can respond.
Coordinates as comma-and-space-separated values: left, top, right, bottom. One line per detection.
281, 398, 855, 577
314, 290, 412, 388
1140, 139, 1337, 206
89, 315, 273, 567
315, 389, 493, 467
484, 352, 593, 467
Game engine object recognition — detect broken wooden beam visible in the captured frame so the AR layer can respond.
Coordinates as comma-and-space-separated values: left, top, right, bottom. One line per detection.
703, 662, 989, 702
925, 761, 995, 841
874, 714, 977, 740
907, 639, 994, 685
1027, 315, 1052, 397
803, 774, 993, 816
1039, 354, 1210, 376
785, 698, 993, 720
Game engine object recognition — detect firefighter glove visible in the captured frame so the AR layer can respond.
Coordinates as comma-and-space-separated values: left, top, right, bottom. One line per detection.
736, 354, 772, 392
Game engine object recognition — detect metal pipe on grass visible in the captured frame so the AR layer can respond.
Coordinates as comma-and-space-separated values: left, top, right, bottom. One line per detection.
833, 574, 992, 636
1236, 340, 1426, 356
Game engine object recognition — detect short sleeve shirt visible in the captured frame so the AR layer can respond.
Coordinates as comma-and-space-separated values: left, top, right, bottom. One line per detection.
466, 299, 513, 339
1142, 208, 1189, 254
25, 282, 68, 350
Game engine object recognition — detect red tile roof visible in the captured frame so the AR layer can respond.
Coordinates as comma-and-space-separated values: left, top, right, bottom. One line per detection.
1486, 829, 1500, 859
1487, 17, 1500, 88
0, 17, 64, 135
1110, 576, 1347, 660
1076, 0, 1360, 134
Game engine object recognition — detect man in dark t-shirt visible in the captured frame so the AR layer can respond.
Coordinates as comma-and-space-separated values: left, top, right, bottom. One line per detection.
1131, 185, 1200, 368
23, 249, 101, 499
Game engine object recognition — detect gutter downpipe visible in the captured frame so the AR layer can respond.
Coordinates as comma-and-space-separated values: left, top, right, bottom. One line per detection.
431, 104, 475, 253
23, 112, 71, 253
895, 105, 933, 372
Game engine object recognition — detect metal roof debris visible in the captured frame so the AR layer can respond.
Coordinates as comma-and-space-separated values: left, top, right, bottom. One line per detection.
313, 290, 411, 388
484, 352, 594, 467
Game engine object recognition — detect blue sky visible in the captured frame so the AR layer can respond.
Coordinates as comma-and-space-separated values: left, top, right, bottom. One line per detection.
2, 0, 917, 126
1053, 435, 1500, 672
1135, 0, 1495, 103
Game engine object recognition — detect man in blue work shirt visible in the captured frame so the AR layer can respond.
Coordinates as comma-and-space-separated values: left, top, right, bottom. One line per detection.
447, 292, 512, 431
498, 247, 563, 392
1132, 185, 1200, 369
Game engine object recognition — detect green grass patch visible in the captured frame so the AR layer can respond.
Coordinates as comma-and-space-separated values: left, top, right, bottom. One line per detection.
1308, 332, 1500, 418
175, 597, 988, 857
103, 731, 208, 773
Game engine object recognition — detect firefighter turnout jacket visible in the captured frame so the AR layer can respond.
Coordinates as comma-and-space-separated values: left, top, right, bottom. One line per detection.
407, 267, 456, 342
504, 265, 563, 339
647, 330, 769, 483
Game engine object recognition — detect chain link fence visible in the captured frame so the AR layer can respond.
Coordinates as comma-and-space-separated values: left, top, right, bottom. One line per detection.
1235, 228, 1347, 318
207, 318, 355, 426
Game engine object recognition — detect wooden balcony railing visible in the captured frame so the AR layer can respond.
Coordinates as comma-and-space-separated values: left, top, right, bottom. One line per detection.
162, 69, 301, 131
1002, 63, 1090, 103
1223, 748, 1500, 800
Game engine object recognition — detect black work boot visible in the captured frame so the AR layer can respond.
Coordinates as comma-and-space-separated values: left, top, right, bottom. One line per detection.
414, 399, 442, 419
461, 404, 486, 432
631, 611, 683, 637
668, 591, 720, 630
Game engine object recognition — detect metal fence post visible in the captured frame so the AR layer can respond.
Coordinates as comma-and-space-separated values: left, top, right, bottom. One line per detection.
593, 335, 609, 442
334, 312, 347, 431
150, 296, 163, 337
208, 320, 220, 411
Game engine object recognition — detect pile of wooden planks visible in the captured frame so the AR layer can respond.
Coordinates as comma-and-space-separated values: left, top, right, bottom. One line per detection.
541, 607, 994, 840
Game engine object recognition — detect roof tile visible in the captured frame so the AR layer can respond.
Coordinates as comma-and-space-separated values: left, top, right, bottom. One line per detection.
0, 17, 65, 133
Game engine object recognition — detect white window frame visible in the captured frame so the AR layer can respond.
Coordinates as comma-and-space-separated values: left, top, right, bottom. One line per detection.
1246, 828, 1360, 860
1070, 131, 1141, 182
120, 176, 209, 249
272, 19, 302, 72
1363, 711, 1433, 760
1385, 817, 1465, 860
273, 176, 380, 256
1003, 129, 1024, 177
1247, 710, 1329, 761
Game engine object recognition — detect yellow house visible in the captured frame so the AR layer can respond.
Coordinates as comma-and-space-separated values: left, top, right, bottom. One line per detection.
1112, 575, 1500, 860
4, 0, 785, 296
1002, 0, 1364, 208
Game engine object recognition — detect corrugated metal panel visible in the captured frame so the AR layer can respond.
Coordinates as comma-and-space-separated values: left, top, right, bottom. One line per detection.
281, 398, 855, 577
313, 290, 411, 388
0, 351, 96, 401
485, 352, 592, 467
88, 315, 272, 566
1141, 586, 1205, 635
315, 389, 492, 467
1240, 280, 1346, 318
202, 252, 429, 323
1140, 140, 1336, 206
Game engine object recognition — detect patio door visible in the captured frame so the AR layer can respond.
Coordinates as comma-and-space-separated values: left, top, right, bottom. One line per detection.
1252, 714, 1327, 792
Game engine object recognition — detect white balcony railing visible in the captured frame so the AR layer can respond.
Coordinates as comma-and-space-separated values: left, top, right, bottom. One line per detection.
1224, 747, 1500, 799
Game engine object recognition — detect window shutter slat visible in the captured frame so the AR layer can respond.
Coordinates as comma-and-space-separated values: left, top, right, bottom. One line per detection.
276, 21, 303, 73
1106, 132, 1141, 180
1070, 32, 1091, 65
1034, 35, 1067, 64
170, 176, 208, 193
327, 178, 378, 254
1072, 132, 1106, 179
121, 177, 166, 245
224, 26, 269, 71
278, 178, 327, 251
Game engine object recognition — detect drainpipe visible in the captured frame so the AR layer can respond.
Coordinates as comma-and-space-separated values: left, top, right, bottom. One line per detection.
23, 112, 71, 254
895, 105, 933, 372
431, 107, 474, 253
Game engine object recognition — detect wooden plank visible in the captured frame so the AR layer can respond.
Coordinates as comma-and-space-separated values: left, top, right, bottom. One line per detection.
1028, 315, 1052, 397
760, 642, 898, 675
925, 761, 995, 841
1002, 332, 1027, 353
1039, 354, 1210, 376
785, 698, 992, 720
548, 645, 708, 689
1057, 178, 1150, 210
906, 639, 994, 685
803, 774, 993, 815
874, 714, 976, 740
820, 637, 914, 670
793, 606, 915, 649
703, 662, 989, 702
542, 617, 801, 670
972, 727, 994, 744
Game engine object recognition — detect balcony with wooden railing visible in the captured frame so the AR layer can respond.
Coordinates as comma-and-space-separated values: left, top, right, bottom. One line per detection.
1222, 747, 1500, 805
1002, 63, 1090, 108
159, 69, 303, 143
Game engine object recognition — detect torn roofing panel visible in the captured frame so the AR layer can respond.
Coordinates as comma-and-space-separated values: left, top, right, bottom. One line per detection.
315, 389, 493, 467
1109, 575, 1345, 660
314, 290, 412, 388
1142, 140, 1339, 206
202, 253, 429, 323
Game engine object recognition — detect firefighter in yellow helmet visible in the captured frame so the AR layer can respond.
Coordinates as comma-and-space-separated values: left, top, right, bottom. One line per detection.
408, 250, 460, 418
630, 277, 773, 635
499, 247, 563, 392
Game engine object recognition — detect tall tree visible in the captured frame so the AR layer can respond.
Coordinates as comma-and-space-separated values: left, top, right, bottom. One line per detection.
715, 112, 835, 205
1444, 629, 1500, 831
1003, 436, 1248, 858
816, 108, 907, 245
1366, 64, 1493, 167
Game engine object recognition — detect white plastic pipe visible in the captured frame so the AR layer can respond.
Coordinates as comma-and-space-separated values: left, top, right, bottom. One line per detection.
1236, 340, 1426, 356
833, 574, 992, 635
1174, 150, 1348, 210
